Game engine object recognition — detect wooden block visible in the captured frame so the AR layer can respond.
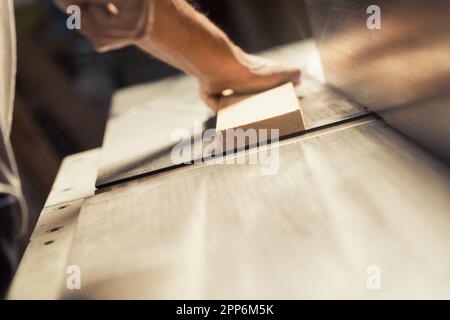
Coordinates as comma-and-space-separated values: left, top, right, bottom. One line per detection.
216, 83, 305, 150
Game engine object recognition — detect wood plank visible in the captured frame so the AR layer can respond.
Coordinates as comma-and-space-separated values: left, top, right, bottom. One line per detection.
65, 118, 450, 299
216, 83, 305, 150
8, 149, 101, 299
95, 70, 212, 188
96, 40, 368, 188
8, 199, 84, 300
45, 149, 100, 208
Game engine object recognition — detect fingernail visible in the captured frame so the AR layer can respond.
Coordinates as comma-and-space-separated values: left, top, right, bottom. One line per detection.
106, 3, 119, 16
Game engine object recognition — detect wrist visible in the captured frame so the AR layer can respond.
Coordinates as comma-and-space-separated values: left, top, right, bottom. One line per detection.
134, 0, 253, 94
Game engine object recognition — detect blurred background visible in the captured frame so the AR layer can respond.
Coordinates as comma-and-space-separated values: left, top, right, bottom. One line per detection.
12, 0, 311, 237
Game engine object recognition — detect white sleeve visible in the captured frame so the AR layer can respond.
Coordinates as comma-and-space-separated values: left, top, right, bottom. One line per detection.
0, 0, 28, 236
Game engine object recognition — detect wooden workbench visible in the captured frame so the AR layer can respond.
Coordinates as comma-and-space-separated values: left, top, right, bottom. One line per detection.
8, 40, 450, 299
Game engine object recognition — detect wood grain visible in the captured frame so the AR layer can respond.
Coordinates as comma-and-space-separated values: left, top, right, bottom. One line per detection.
216, 83, 305, 150
45, 149, 100, 208
8, 149, 100, 299
96, 40, 368, 187
8, 199, 84, 300
65, 118, 450, 299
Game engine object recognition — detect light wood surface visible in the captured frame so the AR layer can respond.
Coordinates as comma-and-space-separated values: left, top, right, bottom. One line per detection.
8, 200, 84, 300
10, 40, 450, 300
64, 118, 450, 299
8, 149, 100, 300
216, 83, 305, 150
45, 149, 101, 207
96, 40, 368, 187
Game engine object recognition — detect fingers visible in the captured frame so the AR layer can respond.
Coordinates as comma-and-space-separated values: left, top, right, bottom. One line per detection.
199, 88, 221, 112
203, 67, 301, 112
233, 66, 301, 96
217, 93, 252, 110
285, 68, 301, 86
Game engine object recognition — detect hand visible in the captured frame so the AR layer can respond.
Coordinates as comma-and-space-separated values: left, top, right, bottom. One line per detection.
198, 51, 301, 111
54, 0, 152, 51
54, 0, 301, 112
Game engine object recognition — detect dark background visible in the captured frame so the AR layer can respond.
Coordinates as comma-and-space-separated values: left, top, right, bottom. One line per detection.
12, 0, 311, 235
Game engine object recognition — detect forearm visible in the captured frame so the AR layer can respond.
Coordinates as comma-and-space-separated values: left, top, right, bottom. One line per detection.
136, 0, 247, 87
54, 0, 300, 109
